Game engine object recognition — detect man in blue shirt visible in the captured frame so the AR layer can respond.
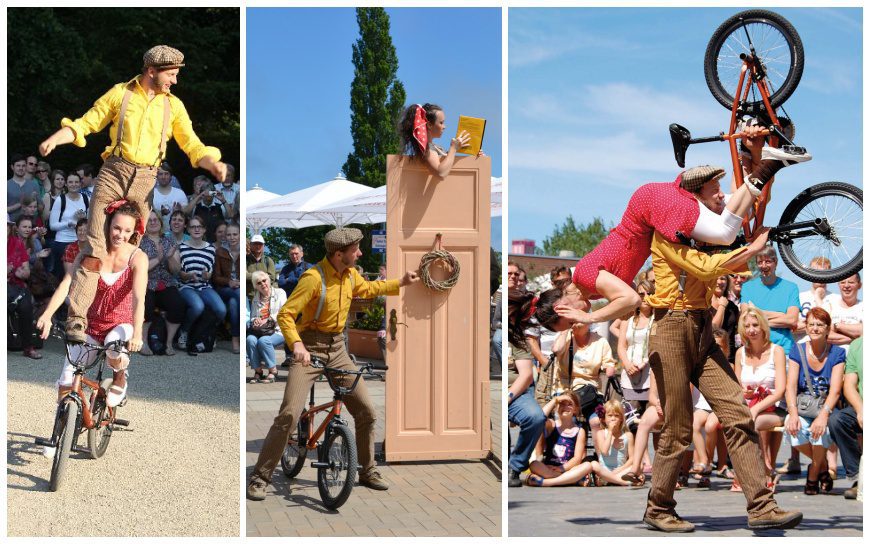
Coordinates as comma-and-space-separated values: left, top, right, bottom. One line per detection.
740, 246, 800, 355
277, 244, 312, 297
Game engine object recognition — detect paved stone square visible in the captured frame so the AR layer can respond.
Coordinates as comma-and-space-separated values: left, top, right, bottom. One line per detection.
245, 355, 502, 537
509, 427, 863, 537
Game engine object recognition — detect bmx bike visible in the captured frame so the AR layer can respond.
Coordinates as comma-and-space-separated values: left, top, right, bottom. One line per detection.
35, 334, 131, 491
280, 358, 383, 510
669, 9, 862, 284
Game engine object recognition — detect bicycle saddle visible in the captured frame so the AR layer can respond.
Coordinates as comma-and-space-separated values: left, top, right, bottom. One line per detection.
669, 123, 691, 168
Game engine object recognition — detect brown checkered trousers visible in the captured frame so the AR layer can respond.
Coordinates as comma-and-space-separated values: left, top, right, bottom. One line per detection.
66, 156, 157, 338
251, 331, 378, 485
645, 308, 777, 520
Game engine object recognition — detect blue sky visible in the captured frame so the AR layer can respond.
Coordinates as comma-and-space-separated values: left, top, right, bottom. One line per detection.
247, 7, 502, 247
509, 8, 862, 288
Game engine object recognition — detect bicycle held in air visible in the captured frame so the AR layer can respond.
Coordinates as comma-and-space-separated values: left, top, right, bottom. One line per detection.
280, 358, 382, 510
35, 334, 132, 491
669, 9, 862, 283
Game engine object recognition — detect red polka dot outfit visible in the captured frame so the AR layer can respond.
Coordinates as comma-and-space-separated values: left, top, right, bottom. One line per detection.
86, 252, 136, 343
573, 174, 699, 298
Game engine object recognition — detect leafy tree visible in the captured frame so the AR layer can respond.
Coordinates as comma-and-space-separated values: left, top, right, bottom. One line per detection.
7, 7, 239, 191
341, 7, 406, 189
542, 216, 611, 257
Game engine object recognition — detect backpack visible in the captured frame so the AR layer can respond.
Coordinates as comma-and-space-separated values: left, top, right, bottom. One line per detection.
147, 313, 168, 355
188, 307, 218, 353
51, 192, 90, 220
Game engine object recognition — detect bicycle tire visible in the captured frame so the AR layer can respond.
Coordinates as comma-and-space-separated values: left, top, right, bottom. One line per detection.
704, 10, 804, 111
317, 424, 357, 510
87, 399, 113, 459
777, 182, 863, 283
49, 400, 78, 492
280, 414, 308, 479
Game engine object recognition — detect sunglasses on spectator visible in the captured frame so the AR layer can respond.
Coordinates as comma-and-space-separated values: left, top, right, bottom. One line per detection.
37, 169, 47, 173
256, 279, 269, 285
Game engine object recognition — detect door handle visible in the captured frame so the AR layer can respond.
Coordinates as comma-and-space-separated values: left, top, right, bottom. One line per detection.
388, 309, 407, 341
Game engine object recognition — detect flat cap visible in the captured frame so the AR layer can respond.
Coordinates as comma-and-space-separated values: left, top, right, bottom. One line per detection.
325, 227, 363, 254
680, 165, 726, 193
143, 45, 185, 70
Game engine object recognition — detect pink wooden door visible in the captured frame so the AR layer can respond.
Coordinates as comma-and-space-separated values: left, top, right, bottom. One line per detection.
384, 155, 491, 461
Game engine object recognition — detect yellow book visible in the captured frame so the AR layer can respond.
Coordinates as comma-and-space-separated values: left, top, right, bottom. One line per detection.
455, 115, 486, 156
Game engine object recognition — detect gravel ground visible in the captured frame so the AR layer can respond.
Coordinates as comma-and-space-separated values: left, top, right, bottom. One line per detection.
7, 338, 240, 537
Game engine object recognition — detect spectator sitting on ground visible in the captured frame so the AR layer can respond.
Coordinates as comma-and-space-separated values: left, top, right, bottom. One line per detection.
277, 244, 313, 297
784, 307, 845, 496
828, 335, 863, 500
246, 234, 276, 300
527, 393, 593, 487
139, 211, 184, 356
247, 270, 287, 384
591, 399, 637, 486
150, 163, 187, 234
214, 222, 242, 354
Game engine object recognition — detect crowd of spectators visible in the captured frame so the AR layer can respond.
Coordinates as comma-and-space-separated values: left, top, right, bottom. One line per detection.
507, 255, 862, 501
7, 153, 241, 357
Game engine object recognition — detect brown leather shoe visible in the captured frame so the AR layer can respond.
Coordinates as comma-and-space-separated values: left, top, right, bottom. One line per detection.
359, 468, 389, 491
246, 478, 268, 501
64, 319, 87, 344
643, 513, 695, 533
748, 508, 802, 530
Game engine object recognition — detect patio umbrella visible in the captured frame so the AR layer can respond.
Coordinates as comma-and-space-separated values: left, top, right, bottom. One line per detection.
246, 174, 375, 228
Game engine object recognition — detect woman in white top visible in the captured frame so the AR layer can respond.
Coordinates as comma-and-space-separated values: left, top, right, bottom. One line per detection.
734, 306, 787, 489
48, 173, 87, 279
41, 169, 66, 226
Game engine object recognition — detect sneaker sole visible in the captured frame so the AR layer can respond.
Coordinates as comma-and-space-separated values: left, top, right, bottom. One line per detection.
748, 512, 802, 530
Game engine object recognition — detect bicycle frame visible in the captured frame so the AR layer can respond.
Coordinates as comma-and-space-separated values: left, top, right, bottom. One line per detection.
297, 362, 370, 450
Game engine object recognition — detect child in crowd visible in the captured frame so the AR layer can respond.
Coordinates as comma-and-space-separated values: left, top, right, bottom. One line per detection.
527, 393, 592, 487
591, 399, 639, 486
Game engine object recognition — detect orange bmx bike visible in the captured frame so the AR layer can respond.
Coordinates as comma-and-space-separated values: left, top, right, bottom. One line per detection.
669, 9, 862, 283
35, 335, 131, 491
280, 357, 382, 510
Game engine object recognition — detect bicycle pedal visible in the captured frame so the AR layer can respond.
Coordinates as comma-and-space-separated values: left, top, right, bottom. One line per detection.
113, 418, 130, 427
34, 437, 54, 447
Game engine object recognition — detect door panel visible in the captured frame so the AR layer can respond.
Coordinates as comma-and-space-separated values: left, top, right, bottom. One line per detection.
384, 155, 491, 461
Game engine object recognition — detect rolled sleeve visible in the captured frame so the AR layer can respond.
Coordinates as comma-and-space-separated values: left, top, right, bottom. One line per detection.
170, 99, 221, 167
60, 85, 121, 148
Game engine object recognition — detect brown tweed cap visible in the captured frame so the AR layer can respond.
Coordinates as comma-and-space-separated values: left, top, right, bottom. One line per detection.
680, 165, 726, 193
143, 45, 185, 70
325, 227, 363, 254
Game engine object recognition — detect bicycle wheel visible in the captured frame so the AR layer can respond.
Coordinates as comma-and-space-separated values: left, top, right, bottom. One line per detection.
87, 399, 114, 459
777, 182, 863, 283
317, 424, 357, 510
704, 10, 804, 110
49, 400, 79, 492
280, 414, 308, 479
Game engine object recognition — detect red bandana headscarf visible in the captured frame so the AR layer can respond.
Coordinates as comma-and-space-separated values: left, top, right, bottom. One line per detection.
412, 104, 428, 155
104, 199, 145, 235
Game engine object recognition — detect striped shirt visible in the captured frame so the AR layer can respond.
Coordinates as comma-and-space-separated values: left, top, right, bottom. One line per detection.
178, 242, 216, 291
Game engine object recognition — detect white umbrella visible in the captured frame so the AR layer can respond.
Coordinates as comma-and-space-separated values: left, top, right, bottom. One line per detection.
244, 184, 285, 233
246, 174, 375, 228
313, 176, 502, 218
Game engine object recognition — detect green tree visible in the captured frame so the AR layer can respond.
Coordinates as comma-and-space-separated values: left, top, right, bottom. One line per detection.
542, 216, 611, 257
341, 7, 406, 189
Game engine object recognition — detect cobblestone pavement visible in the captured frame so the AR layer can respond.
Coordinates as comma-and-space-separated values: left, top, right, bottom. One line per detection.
245, 355, 502, 537
508, 427, 863, 537
7, 339, 240, 537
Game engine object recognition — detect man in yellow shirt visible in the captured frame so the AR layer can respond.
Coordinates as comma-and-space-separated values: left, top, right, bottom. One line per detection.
39, 45, 228, 343
247, 227, 419, 501
641, 170, 802, 533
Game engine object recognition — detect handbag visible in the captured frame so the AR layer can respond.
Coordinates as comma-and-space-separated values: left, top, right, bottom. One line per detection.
795, 343, 827, 419
248, 317, 276, 338
534, 352, 559, 406
747, 385, 776, 413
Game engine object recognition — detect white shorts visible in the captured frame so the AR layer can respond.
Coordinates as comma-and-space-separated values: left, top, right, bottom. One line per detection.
57, 324, 133, 387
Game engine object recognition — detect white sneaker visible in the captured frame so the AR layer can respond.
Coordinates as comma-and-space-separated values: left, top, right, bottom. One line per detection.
761, 145, 812, 166
42, 445, 56, 459
177, 331, 188, 350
